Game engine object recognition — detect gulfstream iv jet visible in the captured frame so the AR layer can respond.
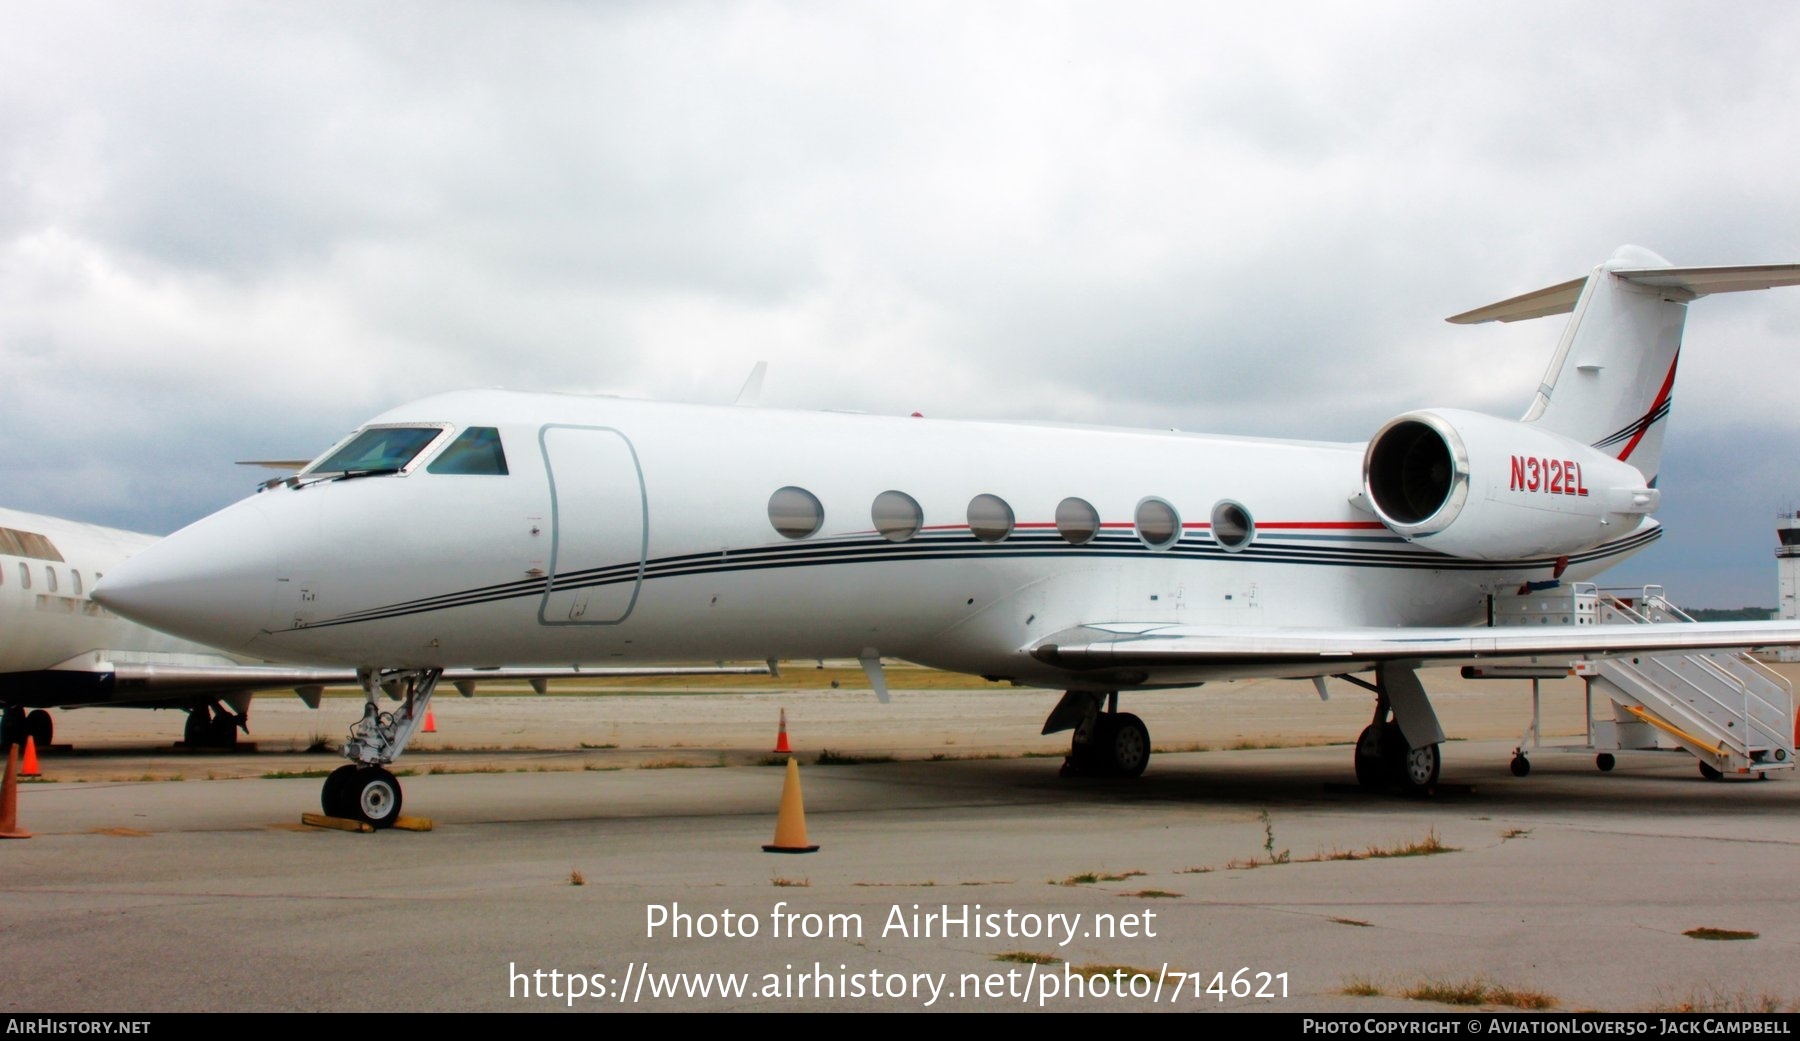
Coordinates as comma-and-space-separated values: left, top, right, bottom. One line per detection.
95, 247, 1800, 825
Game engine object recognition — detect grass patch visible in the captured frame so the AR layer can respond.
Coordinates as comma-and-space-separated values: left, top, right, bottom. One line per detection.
815, 749, 895, 766
1330, 917, 1372, 928
639, 759, 703, 770
1342, 976, 1384, 996
426, 763, 504, 775
568, 869, 586, 886
1312, 828, 1457, 862
1070, 964, 1160, 983
1403, 977, 1556, 1009
262, 769, 334, 780
89, 827, 152, 838
1500, 827, 1531, 841
304, 733, 336, 754
1684, 927, 1759, 941
1651, 986, 1797, 1013
771, 877, 810, 888
579, 742, 617, 750
1055, 870, 1146, 886
853, 881, 937, 888
994, 952, 1061, 965
1123, 889, 1181, 899
582, 763, 622, 772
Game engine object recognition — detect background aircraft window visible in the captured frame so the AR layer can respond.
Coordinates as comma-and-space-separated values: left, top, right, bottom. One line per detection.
18, 563, 29, 589
1056, 497, 1100, 545
1136, 498, 1181, 548
768, 486, 825, 539
427, 426, 510, 475
312, 426, 442, 475
967, 493, 1014, 542
1211, 500, 1255, 551
871, 490, 923, 542
71, 570, 82, 595
44, 567, 57, 593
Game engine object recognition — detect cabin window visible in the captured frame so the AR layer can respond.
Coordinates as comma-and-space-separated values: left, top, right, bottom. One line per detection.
1055, 497, 1100, 545
310, 426, 443, 476
967, 494, 1014, 543
71, 570, 82, 595
427, 426, 510, 475
768, 486, 824, 539
44, 567, 57, 593
18, 563, 29, 589
1135, 498, 1181, 549
871, 490, 923, 542
1211, 500, 1255, 551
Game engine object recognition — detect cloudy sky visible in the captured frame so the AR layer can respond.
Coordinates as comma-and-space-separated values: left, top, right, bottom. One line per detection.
3, 3, 1798, 606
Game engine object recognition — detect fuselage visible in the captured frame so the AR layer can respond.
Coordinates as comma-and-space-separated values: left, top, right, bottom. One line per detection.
93, 389, 1658, 690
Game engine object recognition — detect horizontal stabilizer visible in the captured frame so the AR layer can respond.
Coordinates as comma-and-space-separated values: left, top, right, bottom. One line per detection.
1446, 277, 1586, 325
1449, 262, 1800, 325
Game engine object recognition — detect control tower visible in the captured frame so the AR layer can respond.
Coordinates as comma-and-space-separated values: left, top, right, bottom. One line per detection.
1779, 512, 1800, 661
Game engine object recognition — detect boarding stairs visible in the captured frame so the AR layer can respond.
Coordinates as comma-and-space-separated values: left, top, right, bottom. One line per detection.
1496, 584, 1795, 777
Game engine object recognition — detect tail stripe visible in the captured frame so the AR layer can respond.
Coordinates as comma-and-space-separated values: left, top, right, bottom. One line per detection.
1609, 353, 1679, 464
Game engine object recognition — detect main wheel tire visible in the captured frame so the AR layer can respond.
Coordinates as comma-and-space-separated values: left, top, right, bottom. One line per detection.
25, 710, 52, 750
1397, 741, 1440, 794
208, 713, 240, 750
1354, 724, 1387, 788
321, 764, 360, 817
1596, 753, 1616, 773
2, 705, 25, 750
351, 767, 403, 828
1104, 713, 1151, 778
184, 705, 213, 747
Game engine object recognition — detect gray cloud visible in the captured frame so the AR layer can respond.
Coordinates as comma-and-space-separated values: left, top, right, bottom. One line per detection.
2, 2, 1798, 604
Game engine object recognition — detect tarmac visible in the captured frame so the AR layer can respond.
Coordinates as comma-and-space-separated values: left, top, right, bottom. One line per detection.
4, 668, 1798, 1013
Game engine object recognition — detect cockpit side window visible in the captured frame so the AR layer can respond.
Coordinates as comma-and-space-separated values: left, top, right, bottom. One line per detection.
310, 426, 443, 475
426, 427, 509, 475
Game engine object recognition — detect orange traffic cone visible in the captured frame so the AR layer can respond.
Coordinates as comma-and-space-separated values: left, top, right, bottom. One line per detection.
422, 710, 437, 734
761, 757, 818, 854
771, 707, 792, 754
19, 736, 41, 779
0, 745, 31, 839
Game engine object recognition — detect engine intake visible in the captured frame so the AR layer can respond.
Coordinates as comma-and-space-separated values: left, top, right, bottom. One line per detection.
1362, 409, 1657, 561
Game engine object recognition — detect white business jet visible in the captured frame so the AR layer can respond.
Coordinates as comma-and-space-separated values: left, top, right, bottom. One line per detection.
0, 505, 765, 757
94, 246, 1800, 826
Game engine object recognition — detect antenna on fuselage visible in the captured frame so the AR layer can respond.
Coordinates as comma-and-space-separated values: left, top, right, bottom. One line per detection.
735, 362, 768, 406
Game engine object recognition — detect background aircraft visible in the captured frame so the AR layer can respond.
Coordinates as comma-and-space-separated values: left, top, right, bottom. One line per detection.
0, 505, 767, 752
93, 247, 1800, 824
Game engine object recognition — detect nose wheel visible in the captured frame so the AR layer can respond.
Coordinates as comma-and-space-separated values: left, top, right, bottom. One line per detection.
321, 764, 404, 827
315, 667, 439, 829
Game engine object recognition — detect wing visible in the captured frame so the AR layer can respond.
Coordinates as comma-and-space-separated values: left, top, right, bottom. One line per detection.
1029, 620, 1800, 686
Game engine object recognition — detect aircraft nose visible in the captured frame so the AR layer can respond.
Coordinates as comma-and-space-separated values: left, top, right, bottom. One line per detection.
92, 501, 278, 651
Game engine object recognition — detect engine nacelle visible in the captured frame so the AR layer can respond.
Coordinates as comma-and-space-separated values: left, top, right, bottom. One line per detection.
1362, 409, 1659, 561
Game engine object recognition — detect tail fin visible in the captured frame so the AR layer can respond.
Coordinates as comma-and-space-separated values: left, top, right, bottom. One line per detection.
1449, 246, 1800, 483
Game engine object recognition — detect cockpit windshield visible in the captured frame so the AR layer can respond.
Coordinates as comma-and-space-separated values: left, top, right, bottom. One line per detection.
309, 426, 444, 476
427, 427, 509, 475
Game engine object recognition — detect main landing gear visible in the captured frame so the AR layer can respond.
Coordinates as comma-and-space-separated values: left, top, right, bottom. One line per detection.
1340, 664, 1445, 796
1, 706, 53, 751
182, 701, 247, 749
1043, 691, 1152, 778
319, 667, 440, 828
